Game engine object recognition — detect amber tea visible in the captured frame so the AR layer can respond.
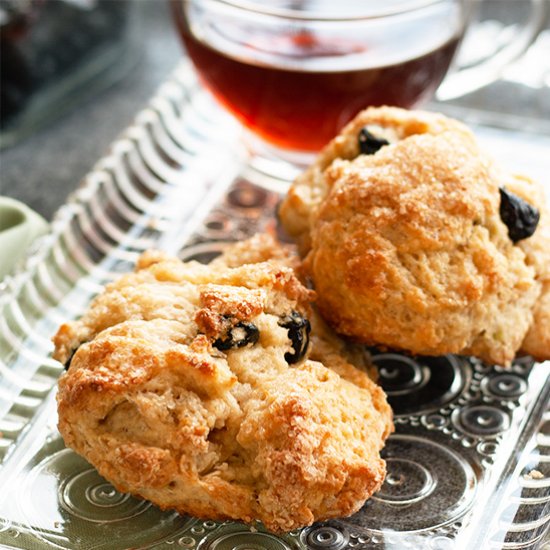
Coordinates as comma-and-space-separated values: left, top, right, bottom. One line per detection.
174, 1, 465, 152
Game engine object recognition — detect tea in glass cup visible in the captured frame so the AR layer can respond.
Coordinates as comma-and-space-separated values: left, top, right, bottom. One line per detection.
173, 0, 465, 154
172, 0, 542, 163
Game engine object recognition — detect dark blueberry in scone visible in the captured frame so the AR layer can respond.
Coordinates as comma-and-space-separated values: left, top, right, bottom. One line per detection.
279, 311, 311, 364
213, 322, 260, 351
499, 187, 540, 243
358, 127, 390, 156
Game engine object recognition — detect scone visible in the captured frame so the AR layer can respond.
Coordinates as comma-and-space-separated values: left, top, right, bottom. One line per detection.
53, 235, 392, 533
279, 107, 550, 366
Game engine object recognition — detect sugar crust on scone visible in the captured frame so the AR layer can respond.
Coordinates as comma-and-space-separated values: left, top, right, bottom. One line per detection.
279, 106, 474, 253
54, 234, 392, 533
279, 107, 550, 365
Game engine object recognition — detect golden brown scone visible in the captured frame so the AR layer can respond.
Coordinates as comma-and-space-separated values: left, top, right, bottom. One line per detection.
279, 107, 549, 366
54, 235, 392, 533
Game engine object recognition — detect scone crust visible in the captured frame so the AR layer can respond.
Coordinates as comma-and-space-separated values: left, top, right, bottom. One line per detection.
55, 235, 392, 532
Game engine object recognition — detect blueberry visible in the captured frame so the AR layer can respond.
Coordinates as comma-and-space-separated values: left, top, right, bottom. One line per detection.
358, 127, 389, 155
279, 311, 311, 364
499, 187, 540, 243
213, 322, 260, 351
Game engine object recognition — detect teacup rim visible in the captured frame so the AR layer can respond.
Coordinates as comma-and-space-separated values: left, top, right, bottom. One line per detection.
189, 0, 450, 22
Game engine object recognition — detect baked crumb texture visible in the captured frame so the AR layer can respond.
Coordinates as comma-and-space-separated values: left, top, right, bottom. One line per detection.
54, 234, 393, 533
279, 107, 550, 365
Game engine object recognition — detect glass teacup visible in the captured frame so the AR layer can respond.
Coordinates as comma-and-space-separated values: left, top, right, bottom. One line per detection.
172, 0, 542, 173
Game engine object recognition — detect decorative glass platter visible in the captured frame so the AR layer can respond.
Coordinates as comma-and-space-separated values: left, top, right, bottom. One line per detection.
0, 62, 549, 550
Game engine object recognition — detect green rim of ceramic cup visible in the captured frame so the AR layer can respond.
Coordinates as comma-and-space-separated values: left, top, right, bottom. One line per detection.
0, 196, 49, 280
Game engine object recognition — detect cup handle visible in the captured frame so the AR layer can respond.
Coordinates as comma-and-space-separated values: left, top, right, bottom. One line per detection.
436, 0, 546, 101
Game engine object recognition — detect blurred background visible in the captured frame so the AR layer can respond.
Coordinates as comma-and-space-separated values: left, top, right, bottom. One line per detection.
0, 0, 549, 221
1, 1, 182, 220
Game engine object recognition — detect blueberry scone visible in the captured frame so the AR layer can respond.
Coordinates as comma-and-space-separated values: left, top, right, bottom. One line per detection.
53, 235, 392, 532
279, 107, 549, 366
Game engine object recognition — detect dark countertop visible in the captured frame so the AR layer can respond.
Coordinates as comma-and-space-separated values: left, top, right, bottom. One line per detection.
1, 2, 181, 221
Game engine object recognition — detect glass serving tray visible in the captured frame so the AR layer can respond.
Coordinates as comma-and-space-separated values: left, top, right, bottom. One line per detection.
0, 62, 549, 550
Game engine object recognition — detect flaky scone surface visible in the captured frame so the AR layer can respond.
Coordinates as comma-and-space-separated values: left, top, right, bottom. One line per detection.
280, 107, 549, 365
279, 106, 475, 252
54, 235, 392, 532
